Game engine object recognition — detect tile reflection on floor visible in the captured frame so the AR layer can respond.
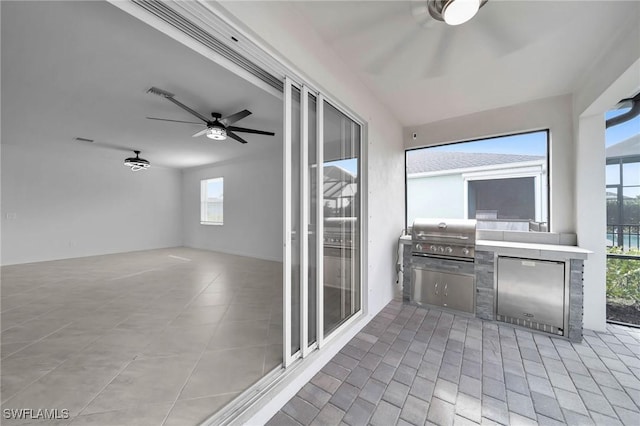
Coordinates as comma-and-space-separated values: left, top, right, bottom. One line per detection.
1, 247, 283, 425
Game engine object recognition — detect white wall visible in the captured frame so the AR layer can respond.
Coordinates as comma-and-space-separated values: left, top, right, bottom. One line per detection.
571, 5, 640, 331
1, 144, 183, 265
405, 95, 575, 233
217, 1, 406, 316
407, 174, 464, 224
208, 2, 405, 422
182, 151, 283, 262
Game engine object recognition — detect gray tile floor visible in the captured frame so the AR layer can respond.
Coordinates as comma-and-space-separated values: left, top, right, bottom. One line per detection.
269, 301, 640, 426
1, 247, 283, 425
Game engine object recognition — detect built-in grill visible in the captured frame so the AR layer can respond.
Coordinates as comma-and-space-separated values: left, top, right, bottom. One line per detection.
409, 218, 477, 314
411, 218, 477, 262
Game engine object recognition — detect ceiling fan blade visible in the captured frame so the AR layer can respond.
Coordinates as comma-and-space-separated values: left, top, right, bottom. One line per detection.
423, 28, 455, 78
146, 117, 204, 125
192, 129, 209, 138
91, 142, 137, 152
147, 87, 210, 123
226, 131, 248, 144
365, 26, 422, 75
222, 109, 252, 125
227, 126, 275, 136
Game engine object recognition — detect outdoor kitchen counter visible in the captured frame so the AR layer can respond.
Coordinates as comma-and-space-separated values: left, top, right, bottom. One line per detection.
476, 239, 591, 261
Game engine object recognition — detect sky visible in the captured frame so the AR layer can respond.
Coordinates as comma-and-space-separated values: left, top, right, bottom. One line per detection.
326, 158, 358, 176
206, 178, 223, 199
605, 108, 640, 147
422, 131, 548, 156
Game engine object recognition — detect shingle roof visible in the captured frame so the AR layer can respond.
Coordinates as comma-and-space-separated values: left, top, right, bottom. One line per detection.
406, 150, 545, 174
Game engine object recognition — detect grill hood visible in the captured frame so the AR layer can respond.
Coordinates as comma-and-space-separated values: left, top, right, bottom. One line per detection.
411, 218, 477, 244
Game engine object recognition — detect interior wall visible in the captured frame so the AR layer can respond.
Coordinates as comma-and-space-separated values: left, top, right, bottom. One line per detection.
1, 144, 183, 265
181, 151, 283, 262
405, 95, 575, 233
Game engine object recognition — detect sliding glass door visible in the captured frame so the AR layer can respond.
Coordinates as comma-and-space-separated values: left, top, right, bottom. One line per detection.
322, 101, 361, 337
284, 78, 363, 365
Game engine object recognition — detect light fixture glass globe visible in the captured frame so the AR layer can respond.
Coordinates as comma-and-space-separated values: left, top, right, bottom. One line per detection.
206, 127, 227, 140
443, 0, 480, 26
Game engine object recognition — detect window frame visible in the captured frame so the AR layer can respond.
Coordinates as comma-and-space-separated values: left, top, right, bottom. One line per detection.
200, 177, 224, 226
404, 129, 551, 231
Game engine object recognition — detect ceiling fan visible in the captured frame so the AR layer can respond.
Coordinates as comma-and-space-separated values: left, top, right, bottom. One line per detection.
146, 86, 275, 144
362, 0, 525, 78
74, 137, 151, 172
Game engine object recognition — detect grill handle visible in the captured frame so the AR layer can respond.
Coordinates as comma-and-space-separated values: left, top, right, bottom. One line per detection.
416, 233, 470, 240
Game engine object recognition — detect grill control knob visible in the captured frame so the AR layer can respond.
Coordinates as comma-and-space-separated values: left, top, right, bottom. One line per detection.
416, 244, 423, 251
445, 247, 453, 254
462, 248, 470, 256
438, 246, 445, 253
430, 245, 437, 252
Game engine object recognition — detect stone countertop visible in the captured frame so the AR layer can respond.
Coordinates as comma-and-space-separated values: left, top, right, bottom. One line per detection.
399, 235, 411, 244
476, 239, 591, 260
400, 235, 591, 260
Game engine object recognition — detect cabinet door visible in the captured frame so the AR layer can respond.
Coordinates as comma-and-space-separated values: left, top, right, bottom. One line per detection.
442, 273, 474, 313
412, 268, 441, 306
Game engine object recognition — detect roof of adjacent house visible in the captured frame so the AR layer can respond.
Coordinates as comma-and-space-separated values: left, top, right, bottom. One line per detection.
606, 134, 640, 159
406, 150, 545, 174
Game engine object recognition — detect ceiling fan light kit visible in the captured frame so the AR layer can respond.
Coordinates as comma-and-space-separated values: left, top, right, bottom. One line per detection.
206, 127, 227, 140
428, 0, 487, 26
124, 150, 151, 171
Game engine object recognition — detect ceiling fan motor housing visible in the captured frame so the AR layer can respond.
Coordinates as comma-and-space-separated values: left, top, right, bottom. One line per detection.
428, 0, 488, 23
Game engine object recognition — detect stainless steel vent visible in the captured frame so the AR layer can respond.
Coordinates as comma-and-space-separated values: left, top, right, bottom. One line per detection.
496, 314, 564, 336
131, 0, 283, 92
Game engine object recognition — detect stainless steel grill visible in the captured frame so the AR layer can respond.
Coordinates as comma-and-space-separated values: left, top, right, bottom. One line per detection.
411, 218, 477, 261
409, 218, 477, 314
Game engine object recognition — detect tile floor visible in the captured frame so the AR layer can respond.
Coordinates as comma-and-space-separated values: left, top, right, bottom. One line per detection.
269, 301, 640, 426
1, 247, 283, 425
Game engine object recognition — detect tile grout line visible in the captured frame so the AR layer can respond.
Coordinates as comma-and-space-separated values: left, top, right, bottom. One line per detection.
158, 285, 235, 426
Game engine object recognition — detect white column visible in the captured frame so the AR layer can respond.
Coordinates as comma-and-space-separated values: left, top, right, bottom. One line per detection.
576, 113, 607, 332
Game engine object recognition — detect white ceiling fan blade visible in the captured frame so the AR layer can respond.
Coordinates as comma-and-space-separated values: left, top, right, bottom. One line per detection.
423, 28, 456, 78
365, 26, 422, 75
307, 2, 408, 44
192, 128, 208, 138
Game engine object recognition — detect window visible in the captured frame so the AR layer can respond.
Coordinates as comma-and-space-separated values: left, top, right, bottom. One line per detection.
406, 130, 549, 231
200, 177, 223, 225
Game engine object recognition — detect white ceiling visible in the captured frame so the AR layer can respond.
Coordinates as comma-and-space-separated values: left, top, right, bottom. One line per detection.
1, 1, 283, 169
293, 0, 639, 126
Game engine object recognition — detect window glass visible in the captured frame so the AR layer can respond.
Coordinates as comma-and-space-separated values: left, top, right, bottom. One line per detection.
623, 162, 640, 186
623, 187, 640, 224
606, 163, 620, 185
406, 131, 549, 231
200, 177, 223, 224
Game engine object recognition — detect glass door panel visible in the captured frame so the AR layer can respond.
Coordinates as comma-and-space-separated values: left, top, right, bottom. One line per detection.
322, 101, 361, 337
307, 93, 318, 346
290, 86, 301, 356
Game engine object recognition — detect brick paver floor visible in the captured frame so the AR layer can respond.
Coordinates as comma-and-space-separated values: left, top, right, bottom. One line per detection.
267, 300, 640, 425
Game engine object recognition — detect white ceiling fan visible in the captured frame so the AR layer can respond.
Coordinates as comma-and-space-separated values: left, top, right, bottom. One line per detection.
364, 0, 527, 79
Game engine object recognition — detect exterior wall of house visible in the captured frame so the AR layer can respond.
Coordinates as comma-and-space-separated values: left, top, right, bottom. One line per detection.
217, 1, 405, 321
572, 5, 640, 331
211, 2, 405, 422
407, 174, 464, 225
1, 144, 183, 265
